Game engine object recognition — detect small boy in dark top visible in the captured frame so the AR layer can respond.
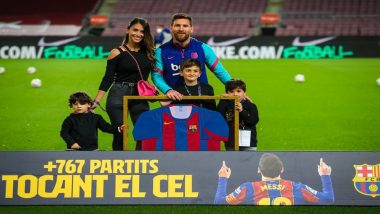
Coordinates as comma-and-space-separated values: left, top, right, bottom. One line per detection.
217, 79, 259, 151
60, 92, 123, 151
173, 58, 216, 110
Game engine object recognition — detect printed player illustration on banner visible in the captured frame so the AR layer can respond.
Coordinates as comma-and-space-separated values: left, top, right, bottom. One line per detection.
214, 153, 335, 205
353, 164, 380, 198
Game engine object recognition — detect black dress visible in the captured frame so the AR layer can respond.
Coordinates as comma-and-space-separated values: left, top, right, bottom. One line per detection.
98, 46, 152, 150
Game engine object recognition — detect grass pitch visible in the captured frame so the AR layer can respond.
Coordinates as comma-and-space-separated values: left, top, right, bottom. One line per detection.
0, 58, 379, 213
0, 59, 379, 151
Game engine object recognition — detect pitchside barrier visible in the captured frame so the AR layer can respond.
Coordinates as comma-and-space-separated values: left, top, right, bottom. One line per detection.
1, 36, 380, 59
122, 96, 240, 151
0, 151, 379, 205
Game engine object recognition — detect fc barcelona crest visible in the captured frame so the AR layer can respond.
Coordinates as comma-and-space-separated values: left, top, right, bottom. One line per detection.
188, 125, 198, 132
352, 164, 380, 198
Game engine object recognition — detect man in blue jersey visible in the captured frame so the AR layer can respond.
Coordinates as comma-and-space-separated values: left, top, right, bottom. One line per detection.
152, 13, 232, 100
214, 153, 335, 205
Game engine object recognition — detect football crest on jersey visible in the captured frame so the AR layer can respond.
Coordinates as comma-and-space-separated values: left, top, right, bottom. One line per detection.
188, 125, 198, 132
191, 52, 198, 59
353, 164, 380, 198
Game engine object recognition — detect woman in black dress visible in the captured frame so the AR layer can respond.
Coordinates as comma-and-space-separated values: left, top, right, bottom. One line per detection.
92, 18, 155, 150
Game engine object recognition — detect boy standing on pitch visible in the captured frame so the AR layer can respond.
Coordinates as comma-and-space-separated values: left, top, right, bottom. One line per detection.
165, 59, 216, 110
217, 79, 259, 151
60, 92, 123, 151
174, 59, 216, 111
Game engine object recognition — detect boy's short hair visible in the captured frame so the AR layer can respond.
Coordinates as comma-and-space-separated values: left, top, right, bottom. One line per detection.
171, 13, 193, 26
258, 153, 284, 178
179, 59, 201, 72
69, 92, 92, 107
225, 79, 246, 92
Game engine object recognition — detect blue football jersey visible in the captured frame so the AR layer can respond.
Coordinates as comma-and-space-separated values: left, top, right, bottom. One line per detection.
214, 176, 334, 205
133, 105, 229, 151
152, 38, 231, 93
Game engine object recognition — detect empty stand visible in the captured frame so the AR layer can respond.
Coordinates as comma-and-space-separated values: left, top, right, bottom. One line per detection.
0, 0, 99, 25
104, 0, 267, 36
0, 0, 99, 35
278, 0, 380, 36
226, 0, 267, 13
188, 0, 229, 13
5, 0, 376, 37
150, 0, 192, 14
112, 0, 155, 14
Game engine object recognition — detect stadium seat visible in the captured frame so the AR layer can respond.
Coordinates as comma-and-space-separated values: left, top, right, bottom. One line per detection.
0, 0, 99, 36
103, 0, 266, 36
280, 0, 380, 36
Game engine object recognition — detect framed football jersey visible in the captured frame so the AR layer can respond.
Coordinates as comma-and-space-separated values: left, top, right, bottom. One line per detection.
122, 96, 239, 151
133, 105, 229, 151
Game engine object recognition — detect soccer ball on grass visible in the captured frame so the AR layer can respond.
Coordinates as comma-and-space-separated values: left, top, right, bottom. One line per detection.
0, 67, 5, 75
27, 66, 37, 74
30, 78, 42, 88
294, 74, 305, 83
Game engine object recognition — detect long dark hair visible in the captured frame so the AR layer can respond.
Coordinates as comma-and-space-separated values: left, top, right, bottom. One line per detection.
122, 18, 155, 61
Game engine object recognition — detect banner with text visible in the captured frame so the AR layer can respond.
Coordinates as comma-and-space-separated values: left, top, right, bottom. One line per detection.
0, 36, 379, 59
0, 151, 379, 205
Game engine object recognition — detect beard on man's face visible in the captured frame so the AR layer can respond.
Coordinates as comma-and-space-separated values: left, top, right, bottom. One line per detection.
173, 32, 190, 43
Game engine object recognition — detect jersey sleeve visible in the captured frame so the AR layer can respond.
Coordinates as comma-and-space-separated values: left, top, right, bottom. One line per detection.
132, 109, 161, 141
152, 47, 172, 93
300, 175, 335, 204
214, 178, 249, 205
202, 109, 229, 141
202, 43, 232, 84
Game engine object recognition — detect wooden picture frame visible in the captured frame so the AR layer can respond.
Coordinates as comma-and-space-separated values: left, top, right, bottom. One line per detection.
122, 96, 239, 151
